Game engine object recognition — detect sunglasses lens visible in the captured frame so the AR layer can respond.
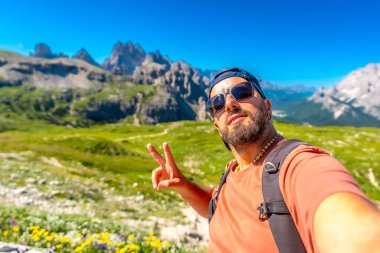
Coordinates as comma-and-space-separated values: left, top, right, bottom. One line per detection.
231, 82, 253, 100
207, 94, 225, 115
207, 82, 253, 116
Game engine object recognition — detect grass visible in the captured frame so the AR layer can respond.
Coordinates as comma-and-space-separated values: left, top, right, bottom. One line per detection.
1, 120, 380, 197
0, 50, 18, 56
0, 119, 379, 252
0, 83, 158, 126
0, 120, 379, 197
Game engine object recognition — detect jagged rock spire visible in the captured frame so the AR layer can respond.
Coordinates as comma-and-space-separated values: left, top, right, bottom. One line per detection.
73, 48, 100, 67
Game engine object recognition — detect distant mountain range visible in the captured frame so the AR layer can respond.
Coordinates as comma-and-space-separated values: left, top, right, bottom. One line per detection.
0, 43, 209, 126
0, 42, 379, 127
274, 64, 380, 127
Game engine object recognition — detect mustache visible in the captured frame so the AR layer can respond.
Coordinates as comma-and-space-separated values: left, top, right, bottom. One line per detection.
224, 109, 248, 125
226, 108, 244, 117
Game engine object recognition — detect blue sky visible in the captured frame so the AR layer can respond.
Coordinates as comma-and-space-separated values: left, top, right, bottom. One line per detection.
1, 0, 379, 87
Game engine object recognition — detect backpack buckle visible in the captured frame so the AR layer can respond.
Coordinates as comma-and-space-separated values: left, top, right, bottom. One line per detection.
264, 162, 279, 174
257, 202, 270, 220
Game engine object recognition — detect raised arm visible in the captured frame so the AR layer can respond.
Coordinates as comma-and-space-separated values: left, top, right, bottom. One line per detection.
314, 192, 380, 253
147, 142, 213, 218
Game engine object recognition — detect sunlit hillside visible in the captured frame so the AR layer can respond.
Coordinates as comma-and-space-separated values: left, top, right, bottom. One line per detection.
0, 119, 379, 252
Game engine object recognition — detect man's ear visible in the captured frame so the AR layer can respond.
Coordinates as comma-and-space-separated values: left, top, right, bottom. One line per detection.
264, 99, 273, 119
214, 121, 220, 132
264, 99, 272, 111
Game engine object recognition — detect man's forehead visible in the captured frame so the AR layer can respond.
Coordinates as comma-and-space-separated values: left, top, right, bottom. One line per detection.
210, 77, 248, 96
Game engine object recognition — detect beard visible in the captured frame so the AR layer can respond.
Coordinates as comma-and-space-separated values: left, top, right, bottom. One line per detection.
220, 104, 268, 148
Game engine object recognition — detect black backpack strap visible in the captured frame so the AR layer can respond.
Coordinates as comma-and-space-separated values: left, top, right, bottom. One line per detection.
259, 139, 308, 253
208, 161, 235, 222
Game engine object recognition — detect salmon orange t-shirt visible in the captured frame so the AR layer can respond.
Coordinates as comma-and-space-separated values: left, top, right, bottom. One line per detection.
208, 145, 367, 253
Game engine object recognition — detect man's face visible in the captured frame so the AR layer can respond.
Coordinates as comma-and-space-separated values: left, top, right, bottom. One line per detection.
211, 77, 270, 148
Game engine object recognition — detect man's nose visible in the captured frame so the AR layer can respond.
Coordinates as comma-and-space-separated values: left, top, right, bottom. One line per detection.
224, 94, 240, 113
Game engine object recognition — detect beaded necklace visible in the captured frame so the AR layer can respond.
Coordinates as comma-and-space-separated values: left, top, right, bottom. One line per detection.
234, 133, 280, 173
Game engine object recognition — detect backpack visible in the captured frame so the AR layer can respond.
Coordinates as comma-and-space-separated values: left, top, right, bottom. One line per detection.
208, 139, 308, 253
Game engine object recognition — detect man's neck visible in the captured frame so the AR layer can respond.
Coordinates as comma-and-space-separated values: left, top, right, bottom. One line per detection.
231, 127, 278, 169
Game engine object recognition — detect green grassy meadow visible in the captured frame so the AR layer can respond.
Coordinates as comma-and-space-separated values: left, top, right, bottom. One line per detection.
0, 118, 379, 252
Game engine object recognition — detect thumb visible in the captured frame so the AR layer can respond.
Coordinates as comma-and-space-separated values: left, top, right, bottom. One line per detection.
157, 178, 181, 190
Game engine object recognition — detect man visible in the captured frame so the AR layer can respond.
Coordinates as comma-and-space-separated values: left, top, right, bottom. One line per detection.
147, 68, 380, 252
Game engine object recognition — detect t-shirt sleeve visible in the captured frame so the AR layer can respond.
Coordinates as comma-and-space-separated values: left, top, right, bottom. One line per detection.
279, 146, 368, 253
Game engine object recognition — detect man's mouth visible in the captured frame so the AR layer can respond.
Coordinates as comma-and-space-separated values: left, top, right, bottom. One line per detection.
227, 114, 246, 125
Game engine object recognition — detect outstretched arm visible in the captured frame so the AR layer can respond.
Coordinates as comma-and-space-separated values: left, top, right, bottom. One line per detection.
314, 192, 380, 253
147, 142, 213, 218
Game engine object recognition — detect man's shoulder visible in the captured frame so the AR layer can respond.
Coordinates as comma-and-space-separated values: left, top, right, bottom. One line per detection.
280, 141, 346, 177
268, 139, 333, 170
284, 140, 331, 160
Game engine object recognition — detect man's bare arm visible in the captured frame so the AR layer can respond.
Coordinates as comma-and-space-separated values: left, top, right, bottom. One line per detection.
147, 142, 213, 218
314, 192, 380, 253
175, 180, 214, 218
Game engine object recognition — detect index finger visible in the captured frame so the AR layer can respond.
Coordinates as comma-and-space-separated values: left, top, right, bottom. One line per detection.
147, 143, 166, 166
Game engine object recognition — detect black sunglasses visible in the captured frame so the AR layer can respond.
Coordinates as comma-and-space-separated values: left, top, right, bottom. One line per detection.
206, 82, 254, 116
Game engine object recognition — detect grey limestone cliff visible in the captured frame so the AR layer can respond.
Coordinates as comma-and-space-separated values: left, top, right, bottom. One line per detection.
73, 48, 100, 67
102, 41, 146, 75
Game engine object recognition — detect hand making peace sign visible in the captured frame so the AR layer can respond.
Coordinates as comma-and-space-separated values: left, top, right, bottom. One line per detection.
147, 142, 186, 191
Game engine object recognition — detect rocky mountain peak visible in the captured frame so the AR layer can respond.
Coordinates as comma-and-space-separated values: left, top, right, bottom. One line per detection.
102, 41, 146, 75
31, 43, 68, 59
31, 43, 55, 59
73, 48, 99, 67
310, 63, 380, 120
126, 41, 143, 52
0, 52, 108, 90
143, 50, 171, 67
170, 60, 192, 72
132, 58, 208, 106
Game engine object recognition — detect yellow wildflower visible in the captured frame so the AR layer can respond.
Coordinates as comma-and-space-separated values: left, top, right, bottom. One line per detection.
114, 242, 122, 247
30, 225, 40, 231
82, 235, 94, 246
32, 235, 40, 242
12, 226, 20, 233
46, 235, 54, 241
128, 243, 141, 252
56, 244, 63, 249
37, 228, 46, 236
163, 241, 169, 247
76, 232, 82, 238
75, 246, 84, 253
61, 236, 70, 243
151, 238, 162, 250
128, 234, 135, 241
3, 230, 9, 237
102, 232, 111, 239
